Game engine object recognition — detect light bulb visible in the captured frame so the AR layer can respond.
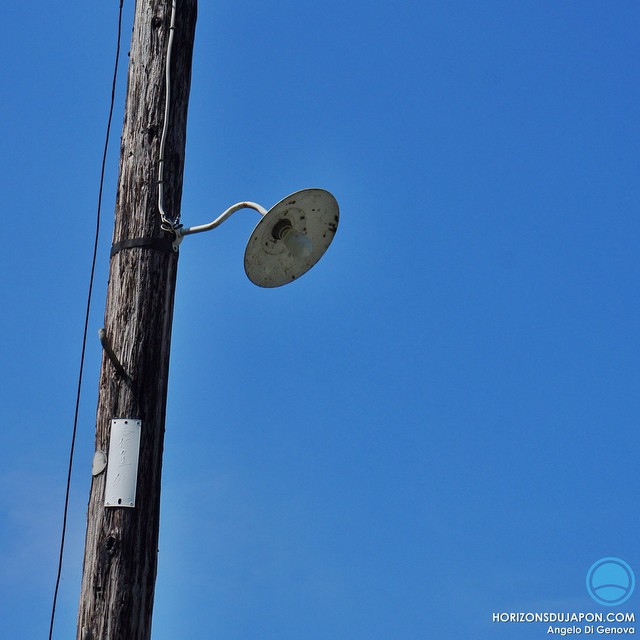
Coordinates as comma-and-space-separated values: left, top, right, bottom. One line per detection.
282, 228, 313, 258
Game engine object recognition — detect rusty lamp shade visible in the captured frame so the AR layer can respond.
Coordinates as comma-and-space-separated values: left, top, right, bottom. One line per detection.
243, 188, 339, 288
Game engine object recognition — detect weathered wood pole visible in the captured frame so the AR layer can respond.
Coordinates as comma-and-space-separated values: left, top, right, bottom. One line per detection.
77, 1, 197, 638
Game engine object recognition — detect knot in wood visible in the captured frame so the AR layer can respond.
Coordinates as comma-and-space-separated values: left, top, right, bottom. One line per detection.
104, 534, 119, 555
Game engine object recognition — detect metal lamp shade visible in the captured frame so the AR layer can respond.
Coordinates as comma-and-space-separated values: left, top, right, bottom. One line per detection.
244, 188, 339, 287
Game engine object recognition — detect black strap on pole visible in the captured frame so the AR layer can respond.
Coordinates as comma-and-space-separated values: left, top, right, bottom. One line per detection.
110, 237, 176, 257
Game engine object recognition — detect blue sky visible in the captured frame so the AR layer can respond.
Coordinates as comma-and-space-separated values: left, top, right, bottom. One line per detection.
1, 1, 639, 638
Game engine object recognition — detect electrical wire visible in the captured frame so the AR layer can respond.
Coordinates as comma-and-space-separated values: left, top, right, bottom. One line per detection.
48, 2, 125, 638
158, 0, 179, 232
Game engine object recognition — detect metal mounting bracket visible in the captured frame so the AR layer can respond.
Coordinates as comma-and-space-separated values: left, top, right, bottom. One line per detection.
98, 328, 126, 377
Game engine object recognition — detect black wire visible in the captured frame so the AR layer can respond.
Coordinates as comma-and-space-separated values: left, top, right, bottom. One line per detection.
48, 2, 125, 638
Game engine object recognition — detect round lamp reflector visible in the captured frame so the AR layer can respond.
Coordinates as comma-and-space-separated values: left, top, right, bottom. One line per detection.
244, 188, 339, 287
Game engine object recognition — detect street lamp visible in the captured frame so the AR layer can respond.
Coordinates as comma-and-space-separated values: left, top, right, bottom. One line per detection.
174, 188, 339, 287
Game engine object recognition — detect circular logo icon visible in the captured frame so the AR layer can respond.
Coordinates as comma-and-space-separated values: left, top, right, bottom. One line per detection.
586, 558, 635, 606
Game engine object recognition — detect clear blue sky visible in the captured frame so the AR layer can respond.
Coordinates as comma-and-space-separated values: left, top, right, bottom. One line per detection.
1, 1, 638, 638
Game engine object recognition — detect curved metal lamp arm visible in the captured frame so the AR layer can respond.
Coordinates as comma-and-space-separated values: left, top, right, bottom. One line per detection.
174, 201, 268, 248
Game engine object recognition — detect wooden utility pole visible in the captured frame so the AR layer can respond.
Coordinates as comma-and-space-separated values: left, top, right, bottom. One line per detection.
77, 2, 197, 639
